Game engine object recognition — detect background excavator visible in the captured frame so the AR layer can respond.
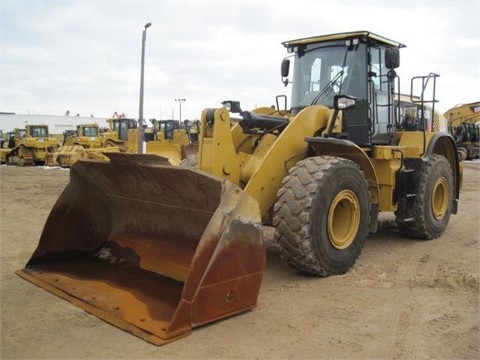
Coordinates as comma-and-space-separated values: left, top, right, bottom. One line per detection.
18, 31, 462, 345
444, 101, 480, 160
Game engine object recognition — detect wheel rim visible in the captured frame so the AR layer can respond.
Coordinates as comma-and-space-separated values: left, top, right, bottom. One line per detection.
432, 177, 449, 220
328, 190, 360, 249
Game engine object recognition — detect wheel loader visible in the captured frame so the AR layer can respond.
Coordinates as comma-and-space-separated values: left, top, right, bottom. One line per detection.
17, 31, 461, 345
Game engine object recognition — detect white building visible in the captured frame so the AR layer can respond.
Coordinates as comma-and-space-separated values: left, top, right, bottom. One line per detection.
0, 113, 109, 135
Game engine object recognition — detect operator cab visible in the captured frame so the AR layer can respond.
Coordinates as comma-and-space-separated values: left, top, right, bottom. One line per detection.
112, 119, 137, 140
281, 31, 436, 147
158, 120, 180, 140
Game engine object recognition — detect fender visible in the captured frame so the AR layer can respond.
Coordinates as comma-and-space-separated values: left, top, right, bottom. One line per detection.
306, 137, 380, 232
425, 132, 461, 213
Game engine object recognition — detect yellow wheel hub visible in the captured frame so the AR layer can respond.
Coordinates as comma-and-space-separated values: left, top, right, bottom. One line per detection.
432, 177, 448, 219
328, 190, 360, 249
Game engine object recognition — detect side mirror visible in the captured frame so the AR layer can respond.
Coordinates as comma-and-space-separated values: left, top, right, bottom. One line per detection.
334, 95, 357, 110
385, 47, 400, 69
281, 59, 290, 86
281, 59, 290, 77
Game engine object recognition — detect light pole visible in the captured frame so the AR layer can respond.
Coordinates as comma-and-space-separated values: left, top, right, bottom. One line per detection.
175, 98, 186, 123
138, 22, 152, 154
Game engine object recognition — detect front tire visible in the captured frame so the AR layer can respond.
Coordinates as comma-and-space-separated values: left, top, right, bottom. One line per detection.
273, 156, 370, 276
396, 154, 454, 239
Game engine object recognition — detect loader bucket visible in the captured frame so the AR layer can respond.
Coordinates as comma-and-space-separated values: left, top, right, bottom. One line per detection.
17, 153, 265, 345
145, 141, 184, 165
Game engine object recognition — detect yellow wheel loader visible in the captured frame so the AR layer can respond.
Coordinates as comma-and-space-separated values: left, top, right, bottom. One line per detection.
18, 31, 461, 345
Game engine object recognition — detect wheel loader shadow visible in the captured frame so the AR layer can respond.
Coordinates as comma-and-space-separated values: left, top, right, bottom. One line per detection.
262, 227, 296, 274
261, 218, 430, 285
370, 216, 432, 243
261, 227, 324, 281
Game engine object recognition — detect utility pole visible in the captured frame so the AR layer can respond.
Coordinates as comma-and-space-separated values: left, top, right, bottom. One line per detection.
138, 22, 152, 154
175, 98, 186, 124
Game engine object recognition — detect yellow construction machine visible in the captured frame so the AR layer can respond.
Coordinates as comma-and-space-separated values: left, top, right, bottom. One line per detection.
0, 130, 17, 163
4, 125, 58, 165
444, 101, 480, 160
18, 31, 461, 345
0, 130, 5, 148
47, 117, 189, 167
64, 123, 103, 148
146, 119, 199, 164
100, 116, 139, 151
47, 116, 138, 167
101, 117, 197, 164
46, 123, 119, 167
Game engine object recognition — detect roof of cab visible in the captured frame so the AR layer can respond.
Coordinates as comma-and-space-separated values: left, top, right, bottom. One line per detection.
282, 31, 406, 49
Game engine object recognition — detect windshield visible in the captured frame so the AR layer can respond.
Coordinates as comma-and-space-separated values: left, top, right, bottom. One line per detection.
290, 42, 367, 110
17, 130, 26, 138
30, 126, 48, 138
81, 127, 98, 137
160, 121, 179, 140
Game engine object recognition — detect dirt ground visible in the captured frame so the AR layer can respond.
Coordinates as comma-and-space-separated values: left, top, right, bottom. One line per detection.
0, 162, 479, 359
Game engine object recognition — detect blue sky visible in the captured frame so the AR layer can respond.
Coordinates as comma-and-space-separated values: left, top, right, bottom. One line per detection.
1, 0, 479, 120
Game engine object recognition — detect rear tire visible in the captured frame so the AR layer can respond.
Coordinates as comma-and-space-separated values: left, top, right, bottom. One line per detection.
396, 154, 454, 239
273, 156, 370, 276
